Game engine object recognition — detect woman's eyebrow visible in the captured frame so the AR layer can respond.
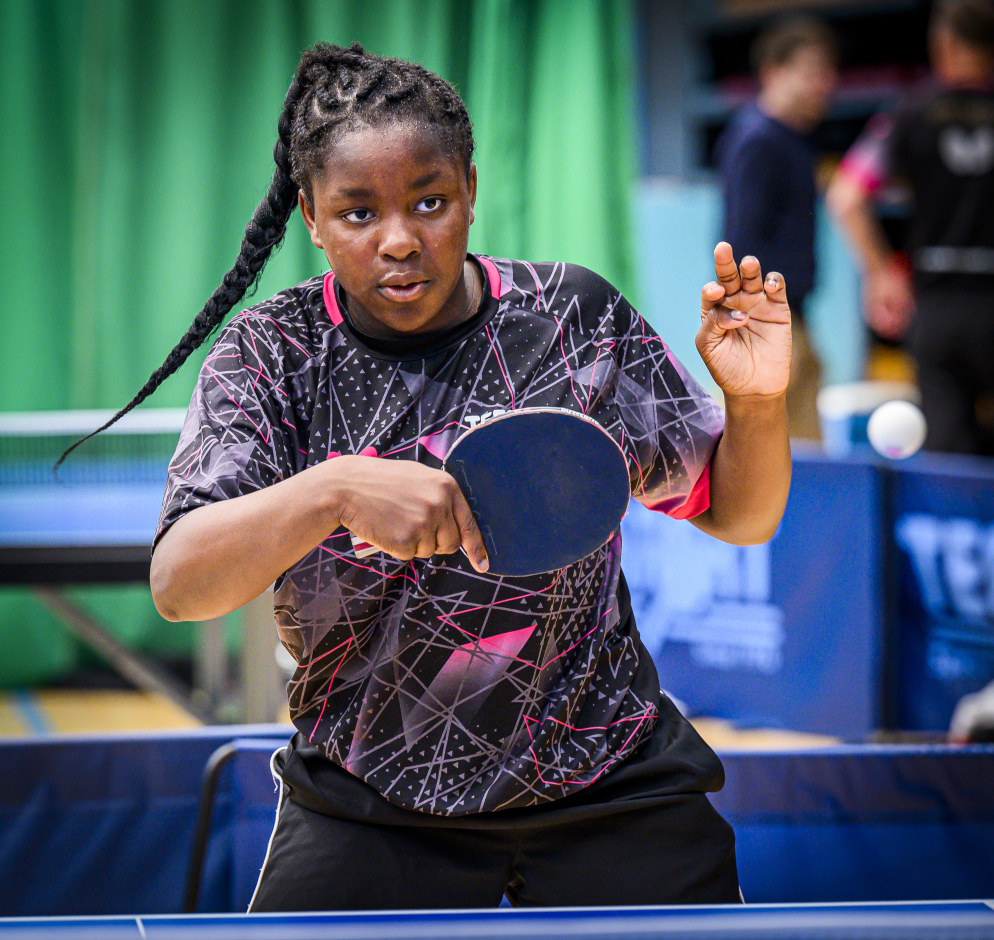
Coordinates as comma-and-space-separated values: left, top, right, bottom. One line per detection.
335, 185, 374, 199
409, 170, 442, 189
333, 170, 443, 200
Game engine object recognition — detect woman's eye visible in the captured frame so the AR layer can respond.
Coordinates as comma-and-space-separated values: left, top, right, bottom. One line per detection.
416, 197, 443, 212
342, 208, 372, 223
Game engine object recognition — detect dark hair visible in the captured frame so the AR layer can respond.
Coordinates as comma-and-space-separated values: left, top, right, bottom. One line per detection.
932, 0, 994, 56
56, 41, 474, 469
750, 14, 839, 74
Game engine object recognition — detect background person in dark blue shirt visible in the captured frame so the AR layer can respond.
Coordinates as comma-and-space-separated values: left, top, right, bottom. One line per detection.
716, 16, 838, 440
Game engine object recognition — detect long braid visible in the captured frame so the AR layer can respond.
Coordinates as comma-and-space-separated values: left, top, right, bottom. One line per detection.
55, 77, 306, 469
57, 41, 474, 467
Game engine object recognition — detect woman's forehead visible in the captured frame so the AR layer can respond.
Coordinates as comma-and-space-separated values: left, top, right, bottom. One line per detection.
316, 122, 463, 196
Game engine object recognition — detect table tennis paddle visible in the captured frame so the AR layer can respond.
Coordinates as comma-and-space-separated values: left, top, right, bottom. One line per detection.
352, 408, 631, 577
349, 408, 630, 576
442, 408, 631, 575
352, 408, 631, 576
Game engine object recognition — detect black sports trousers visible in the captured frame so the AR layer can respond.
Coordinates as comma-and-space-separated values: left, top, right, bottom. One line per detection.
249, 695, 741, 911
910, 287, 994, 456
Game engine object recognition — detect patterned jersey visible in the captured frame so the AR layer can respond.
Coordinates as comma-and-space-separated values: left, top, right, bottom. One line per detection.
158, 256, 724, 815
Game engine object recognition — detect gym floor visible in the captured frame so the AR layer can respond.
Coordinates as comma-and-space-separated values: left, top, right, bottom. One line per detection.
0, 687, 837, 749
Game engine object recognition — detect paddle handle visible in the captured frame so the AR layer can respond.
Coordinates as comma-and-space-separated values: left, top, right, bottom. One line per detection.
349, 531, 380, 558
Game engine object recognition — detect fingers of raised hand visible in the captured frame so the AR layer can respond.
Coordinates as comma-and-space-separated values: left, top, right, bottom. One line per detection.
700, 280, 747, 332
739, 255, 764, 293
763, 271, 789, 306
700, 281, 726, 321
713, 241, 742, 294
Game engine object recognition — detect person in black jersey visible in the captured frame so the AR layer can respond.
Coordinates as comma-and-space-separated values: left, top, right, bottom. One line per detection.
59, 43, 792, 910
715, 15, 838, 441
829, 0, 994, 455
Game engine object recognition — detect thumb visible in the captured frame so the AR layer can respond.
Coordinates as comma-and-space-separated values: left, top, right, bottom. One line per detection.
451, 489, 490, 573
699, 281, 748, 338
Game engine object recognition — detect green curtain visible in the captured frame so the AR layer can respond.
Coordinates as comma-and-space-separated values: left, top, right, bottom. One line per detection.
0, 0, 637, 687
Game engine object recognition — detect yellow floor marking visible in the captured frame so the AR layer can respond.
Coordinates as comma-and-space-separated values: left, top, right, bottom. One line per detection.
0, 690, 836, 747
32, 689, 199, 735
692, 716, 839, 750
0, 696, 28, 736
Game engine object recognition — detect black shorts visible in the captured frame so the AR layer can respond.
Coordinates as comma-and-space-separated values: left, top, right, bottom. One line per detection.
249, 695, 741, 911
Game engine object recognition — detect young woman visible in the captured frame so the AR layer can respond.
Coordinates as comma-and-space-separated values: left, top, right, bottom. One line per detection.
67, 42, 791, 909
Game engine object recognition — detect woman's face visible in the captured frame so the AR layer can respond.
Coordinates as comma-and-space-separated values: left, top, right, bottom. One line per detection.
300, 121, 477, 339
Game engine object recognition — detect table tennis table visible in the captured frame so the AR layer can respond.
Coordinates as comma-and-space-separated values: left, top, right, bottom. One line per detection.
0, 408, 283, 723
2, 902, 993, 938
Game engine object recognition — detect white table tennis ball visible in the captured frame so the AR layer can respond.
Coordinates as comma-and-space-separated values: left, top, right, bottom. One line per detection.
867, 400, 927, 459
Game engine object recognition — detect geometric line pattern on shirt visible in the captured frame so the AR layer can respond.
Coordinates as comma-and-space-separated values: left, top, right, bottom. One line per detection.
159, 256, 724, 814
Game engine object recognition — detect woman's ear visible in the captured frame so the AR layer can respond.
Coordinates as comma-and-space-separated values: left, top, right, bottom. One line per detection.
298, 190, 324, 249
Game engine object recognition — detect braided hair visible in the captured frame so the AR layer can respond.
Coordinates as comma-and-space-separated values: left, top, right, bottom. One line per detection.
56, 42, 474, 467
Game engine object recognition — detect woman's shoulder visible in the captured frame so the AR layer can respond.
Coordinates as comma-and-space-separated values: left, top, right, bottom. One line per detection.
484, 256, 630, 312
214, 273, 330, 350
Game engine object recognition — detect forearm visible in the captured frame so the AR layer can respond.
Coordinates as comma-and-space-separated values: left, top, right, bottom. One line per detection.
151, 460, 348, 622
692, 393, 791, 545
826, 175, 892, 273
151, 453, 488, 621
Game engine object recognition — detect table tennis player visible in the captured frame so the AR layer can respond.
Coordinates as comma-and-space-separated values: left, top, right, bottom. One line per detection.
60, 43, 791, 910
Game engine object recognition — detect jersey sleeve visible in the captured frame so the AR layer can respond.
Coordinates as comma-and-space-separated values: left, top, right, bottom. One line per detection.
155, 314, 304, 546
608, 300, 725, 520
836, 108, 912, 196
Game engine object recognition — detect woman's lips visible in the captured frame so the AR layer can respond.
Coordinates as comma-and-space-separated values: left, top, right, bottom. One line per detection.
378, 281, 429, 303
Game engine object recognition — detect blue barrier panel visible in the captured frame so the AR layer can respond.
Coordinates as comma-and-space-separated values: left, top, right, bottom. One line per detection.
714, 745, 994, 903
223, 742, 994, 908
890, 453, 994, 731
621, 450, 883, 737
3, 732, 993, 913
0, 725, 291, 917
229, 743, 284, 912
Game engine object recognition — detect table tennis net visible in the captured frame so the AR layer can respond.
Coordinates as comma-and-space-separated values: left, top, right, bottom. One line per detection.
0, 409, 185, 486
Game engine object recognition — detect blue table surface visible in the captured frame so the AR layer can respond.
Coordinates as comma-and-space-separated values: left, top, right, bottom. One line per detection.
1, 903, 993, 938
0, 484, 165, 546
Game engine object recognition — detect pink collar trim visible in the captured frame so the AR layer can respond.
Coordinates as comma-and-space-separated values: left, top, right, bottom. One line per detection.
322, 270, 344, 327
477, 255, 506, 299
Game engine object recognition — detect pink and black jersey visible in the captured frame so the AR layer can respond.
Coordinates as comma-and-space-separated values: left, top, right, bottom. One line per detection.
158, 256, 724, 815
838, 86, 994, 292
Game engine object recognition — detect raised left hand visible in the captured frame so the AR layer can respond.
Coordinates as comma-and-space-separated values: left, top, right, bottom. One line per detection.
696, 242, 791, 399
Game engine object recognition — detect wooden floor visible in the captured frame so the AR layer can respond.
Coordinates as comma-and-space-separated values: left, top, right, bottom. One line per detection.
690, 716, 838, 750
0, 688, 837, 748
0, 689, 203, 736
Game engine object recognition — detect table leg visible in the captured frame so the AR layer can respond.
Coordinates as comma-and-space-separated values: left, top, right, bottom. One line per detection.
238, 589, 284, 723
32, 586, 214, 724
192, 617, 228, 718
